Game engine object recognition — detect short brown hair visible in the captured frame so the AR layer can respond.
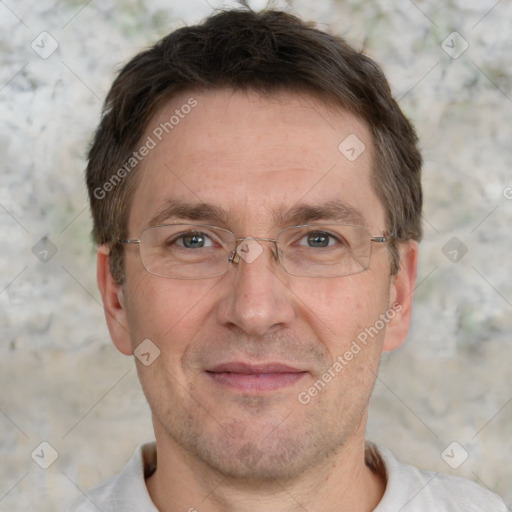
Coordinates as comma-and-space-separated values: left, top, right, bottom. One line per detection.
86, 8, 422, 283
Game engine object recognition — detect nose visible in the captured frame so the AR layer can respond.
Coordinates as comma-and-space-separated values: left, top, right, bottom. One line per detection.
216, 240, 297, 337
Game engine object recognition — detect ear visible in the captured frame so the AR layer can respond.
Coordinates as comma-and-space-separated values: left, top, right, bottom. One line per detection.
96, 245, 133, 355
382, 240, 418, 352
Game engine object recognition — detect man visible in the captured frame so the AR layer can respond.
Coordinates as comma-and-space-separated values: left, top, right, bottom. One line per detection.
67, 6, 506, 511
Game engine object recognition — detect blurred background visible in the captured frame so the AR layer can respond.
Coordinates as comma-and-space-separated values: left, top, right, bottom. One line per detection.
0, 0, 511, 510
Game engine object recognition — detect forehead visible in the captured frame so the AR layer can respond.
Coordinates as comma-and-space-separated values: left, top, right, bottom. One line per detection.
128, 89, 385, 234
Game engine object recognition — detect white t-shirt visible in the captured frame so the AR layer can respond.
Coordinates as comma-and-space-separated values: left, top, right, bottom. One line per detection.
64, 442, 507, 511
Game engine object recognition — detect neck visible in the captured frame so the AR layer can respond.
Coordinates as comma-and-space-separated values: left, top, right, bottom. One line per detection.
146, 420, 385, 512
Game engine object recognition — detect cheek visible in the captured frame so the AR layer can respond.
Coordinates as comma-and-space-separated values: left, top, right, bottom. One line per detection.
291, 273, 388, 339
123, 270, 217, 349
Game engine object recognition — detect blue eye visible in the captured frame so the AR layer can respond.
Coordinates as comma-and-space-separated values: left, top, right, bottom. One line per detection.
176, 232, 215, 249
297, 230, 340, 248
306, 231, 331, 247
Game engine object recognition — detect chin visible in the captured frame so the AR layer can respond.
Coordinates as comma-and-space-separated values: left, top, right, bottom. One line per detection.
163, 411, 351, 482
198, 435, 313, 481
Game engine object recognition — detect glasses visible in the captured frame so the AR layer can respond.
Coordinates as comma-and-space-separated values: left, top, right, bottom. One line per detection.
118, 223, 393, 279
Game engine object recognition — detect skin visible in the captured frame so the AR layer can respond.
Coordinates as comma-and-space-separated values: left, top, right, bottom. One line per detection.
97, 89, 418, 512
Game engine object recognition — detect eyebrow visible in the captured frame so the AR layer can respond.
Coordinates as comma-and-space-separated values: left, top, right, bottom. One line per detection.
147, 201, 229, 227
274, 200, 366, 226
146, 199, 365, 229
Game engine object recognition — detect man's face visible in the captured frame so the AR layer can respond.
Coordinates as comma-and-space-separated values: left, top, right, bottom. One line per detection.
103, 89, 415, 479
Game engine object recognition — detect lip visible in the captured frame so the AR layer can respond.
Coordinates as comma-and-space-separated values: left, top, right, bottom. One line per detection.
206, 362, 307, 392
208, 362, 303, 374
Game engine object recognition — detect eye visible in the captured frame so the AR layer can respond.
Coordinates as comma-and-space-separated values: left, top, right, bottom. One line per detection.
175, 231, 215, 249
297, 230, 342, 248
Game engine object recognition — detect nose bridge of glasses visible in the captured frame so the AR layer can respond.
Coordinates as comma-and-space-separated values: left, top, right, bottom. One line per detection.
235, 236, 279, 244
229, 236, 280, 265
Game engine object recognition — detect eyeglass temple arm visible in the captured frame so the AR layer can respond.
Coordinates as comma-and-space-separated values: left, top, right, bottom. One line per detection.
370, 236, 390, 243
118, 239, 141, 245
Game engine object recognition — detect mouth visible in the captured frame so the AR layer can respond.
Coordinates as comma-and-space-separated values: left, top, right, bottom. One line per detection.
205, 362, 308, 392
